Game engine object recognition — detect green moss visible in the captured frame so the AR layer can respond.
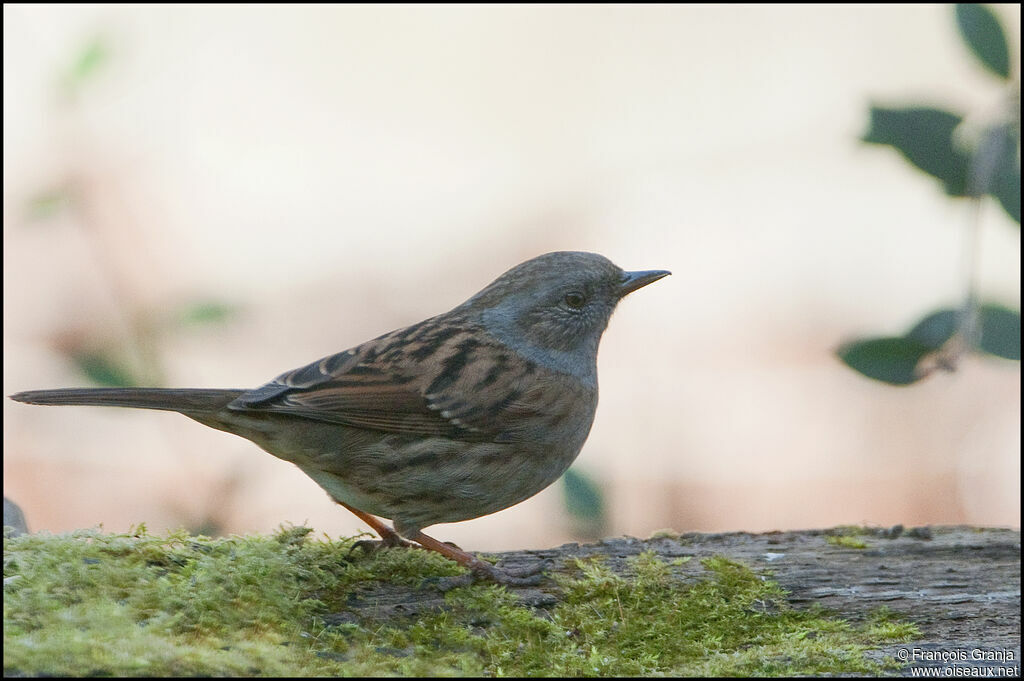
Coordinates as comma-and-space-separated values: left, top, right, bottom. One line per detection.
863, 607, 921, 641
825, 526, 872, 549
826, 535, 869, 549
4, 527, 918, 676
648, 528, 680, 540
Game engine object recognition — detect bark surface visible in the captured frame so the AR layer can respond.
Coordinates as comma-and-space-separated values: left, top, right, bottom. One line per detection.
341, 525, 1021, 676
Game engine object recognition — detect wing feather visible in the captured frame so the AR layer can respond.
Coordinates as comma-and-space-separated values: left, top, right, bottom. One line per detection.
224, 318, 591, 442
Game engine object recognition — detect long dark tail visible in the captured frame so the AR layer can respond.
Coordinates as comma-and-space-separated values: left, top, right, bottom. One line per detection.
9, 388, 246, 413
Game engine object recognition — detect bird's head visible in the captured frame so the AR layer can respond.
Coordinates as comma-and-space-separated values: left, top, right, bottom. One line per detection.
464, 251, 670, 382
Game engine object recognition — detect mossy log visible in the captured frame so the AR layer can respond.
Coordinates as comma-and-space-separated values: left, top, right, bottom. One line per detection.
3, 525, 1019, 676
343, 526, 1020, 675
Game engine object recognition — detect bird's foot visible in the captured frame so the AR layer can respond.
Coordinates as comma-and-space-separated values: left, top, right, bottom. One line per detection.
348, 532, 419, 557
338, 502, 421, 556
433, 558, 553, 590
400, 529, 552, 589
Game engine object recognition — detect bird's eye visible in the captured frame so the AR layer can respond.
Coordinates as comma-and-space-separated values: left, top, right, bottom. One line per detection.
563, 292, 586, 309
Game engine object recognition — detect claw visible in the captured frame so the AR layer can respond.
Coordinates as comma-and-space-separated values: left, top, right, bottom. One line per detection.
347, 533, 418, 558
429, 559, 549, 590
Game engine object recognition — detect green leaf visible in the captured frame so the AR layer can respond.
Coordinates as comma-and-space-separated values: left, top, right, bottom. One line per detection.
26, 188, 72, 220
862, 106, 970, 196
955, 4, 1011, 79
837, 337, 936, 385
69, 37, 109, 84
561, 468, 606, 534
70, 351, 137, 388
179, 301, 237, 326
978, 304, 1021, 360
841, 304, 1019, 384
906, 309, 958, 349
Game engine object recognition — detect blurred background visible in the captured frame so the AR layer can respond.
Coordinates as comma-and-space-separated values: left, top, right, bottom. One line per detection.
4, 4, 1019, 550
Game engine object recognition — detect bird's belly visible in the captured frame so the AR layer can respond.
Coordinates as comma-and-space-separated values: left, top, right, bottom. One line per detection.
295, 464, 395, 518
231, 412, 592, 533
292, 434, 584, 532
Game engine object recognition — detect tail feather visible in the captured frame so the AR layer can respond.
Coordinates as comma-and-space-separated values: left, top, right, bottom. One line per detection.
9, 388, 247, 413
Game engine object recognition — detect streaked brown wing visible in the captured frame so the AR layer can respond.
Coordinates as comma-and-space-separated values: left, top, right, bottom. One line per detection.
228, 347, 489, 439
225, 317, 591, 442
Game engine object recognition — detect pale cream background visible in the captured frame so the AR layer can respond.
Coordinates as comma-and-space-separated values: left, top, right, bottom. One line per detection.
4, 4, 1020, 549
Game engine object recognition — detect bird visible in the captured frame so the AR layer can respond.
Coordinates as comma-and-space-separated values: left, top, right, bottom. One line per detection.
10, 251, 669, 584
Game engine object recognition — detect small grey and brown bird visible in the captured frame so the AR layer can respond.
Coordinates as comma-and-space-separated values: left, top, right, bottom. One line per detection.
11, 251, 669, 583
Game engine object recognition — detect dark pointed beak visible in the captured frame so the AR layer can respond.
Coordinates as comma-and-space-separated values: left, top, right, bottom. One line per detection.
618, 269, 671, 297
